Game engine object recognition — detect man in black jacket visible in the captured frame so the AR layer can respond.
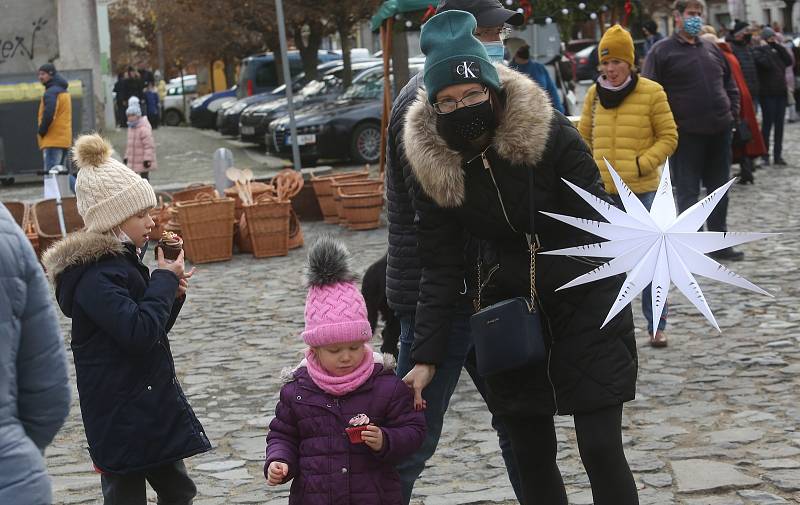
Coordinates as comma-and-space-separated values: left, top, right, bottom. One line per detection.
643, 0, 743, 261
753, 27, 793, 166
385, 0, 523, 502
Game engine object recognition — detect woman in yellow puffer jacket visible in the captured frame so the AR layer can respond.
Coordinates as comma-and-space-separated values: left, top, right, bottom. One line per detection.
578, 24, 678, 348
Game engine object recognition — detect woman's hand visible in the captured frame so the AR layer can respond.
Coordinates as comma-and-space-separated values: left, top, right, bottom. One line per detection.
402, 364, 435, 411
361, 425, 384, 451
267, 461, 288, 486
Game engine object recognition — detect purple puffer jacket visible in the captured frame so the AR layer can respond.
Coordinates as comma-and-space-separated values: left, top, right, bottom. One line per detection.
265, 358, 426, 505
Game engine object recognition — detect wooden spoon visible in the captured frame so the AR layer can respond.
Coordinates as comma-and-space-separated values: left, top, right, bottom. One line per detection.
242, 168, 255, 205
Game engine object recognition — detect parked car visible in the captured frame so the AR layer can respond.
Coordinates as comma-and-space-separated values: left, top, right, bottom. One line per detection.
575, 44, 598, 81
237, 50, 343, 98
220, 61, 346, 137
190, 86, 238, 129
238, 60, 383, 145
266, 63, 422, 165
163, 75, 198, 126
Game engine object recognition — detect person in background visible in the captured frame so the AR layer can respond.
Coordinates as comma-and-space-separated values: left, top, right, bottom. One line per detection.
0, 203, 71, 505
642, 20, 664, 55
508, 40, 565, 113
124, 97, 157, 180
154, 70, 167, 118
37, 62, 72, 173
578, 24, 677, 347
753, 26, 792, 166
144, 82, 160, 129
643, 0, 743, 261
701, 26, 766, 185
782, 37, 797, 123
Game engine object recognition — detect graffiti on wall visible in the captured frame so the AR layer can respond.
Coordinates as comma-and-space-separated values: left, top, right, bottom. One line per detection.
0, 0, 59, 73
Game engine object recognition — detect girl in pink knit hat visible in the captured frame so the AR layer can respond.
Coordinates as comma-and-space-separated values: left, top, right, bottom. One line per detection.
264, 237, 426, 505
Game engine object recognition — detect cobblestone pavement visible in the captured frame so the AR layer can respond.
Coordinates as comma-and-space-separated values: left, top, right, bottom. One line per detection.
25, 122, 800, 504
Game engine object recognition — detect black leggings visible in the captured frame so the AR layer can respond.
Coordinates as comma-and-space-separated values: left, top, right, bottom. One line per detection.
500, 404, 638, 505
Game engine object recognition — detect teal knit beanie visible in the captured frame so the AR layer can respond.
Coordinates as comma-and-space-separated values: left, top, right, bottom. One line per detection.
421, 10, 501, 105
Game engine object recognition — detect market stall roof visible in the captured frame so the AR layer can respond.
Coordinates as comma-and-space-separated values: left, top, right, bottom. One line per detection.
370, 0, 433, 31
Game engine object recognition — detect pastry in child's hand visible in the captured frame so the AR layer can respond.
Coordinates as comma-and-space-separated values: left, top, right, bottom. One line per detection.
155, 231, 183, 261
345, 413, 370, 444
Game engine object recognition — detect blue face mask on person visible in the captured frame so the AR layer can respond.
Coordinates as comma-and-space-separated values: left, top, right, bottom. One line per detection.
683, 15, 703, 36
483, 41, 506, 63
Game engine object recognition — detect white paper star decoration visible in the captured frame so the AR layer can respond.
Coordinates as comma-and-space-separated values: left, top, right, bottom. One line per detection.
540, 158, 774, 331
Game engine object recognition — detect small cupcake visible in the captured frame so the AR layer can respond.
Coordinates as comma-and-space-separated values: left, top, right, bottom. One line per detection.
345, 413, 370, 444
155, 231, 183, 261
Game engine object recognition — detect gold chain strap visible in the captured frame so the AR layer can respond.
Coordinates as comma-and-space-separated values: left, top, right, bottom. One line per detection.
529, 241, 539, 303
474, 257, 482, 311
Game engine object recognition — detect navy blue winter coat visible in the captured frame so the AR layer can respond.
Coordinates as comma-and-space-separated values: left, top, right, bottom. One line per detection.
42, 231, 211, 474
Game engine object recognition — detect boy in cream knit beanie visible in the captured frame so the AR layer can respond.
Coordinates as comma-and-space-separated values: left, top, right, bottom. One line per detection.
41, 133, 209, 502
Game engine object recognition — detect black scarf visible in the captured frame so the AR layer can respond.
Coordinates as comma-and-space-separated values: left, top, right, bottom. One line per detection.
596, 73, 639, 109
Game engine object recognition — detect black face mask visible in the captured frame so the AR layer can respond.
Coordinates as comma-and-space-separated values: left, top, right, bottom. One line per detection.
517, 47, 530, 60
435, 100, 496, 151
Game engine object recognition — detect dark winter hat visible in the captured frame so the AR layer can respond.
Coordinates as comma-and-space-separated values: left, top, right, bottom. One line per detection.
38, 63, 56, 75
732, 20, 749, 36
762, 27, 776, 39
436, 0, 524, 27
421, 10, 501, 105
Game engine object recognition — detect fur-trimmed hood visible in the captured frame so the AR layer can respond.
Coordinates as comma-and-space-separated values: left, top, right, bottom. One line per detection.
42, 231, 125, 318
403, 64, 555, 207
41, 230, 124, 284
280, 351, 396, 384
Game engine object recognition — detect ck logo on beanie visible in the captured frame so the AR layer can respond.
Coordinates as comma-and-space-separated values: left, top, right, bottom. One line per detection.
452, 60, 481, 80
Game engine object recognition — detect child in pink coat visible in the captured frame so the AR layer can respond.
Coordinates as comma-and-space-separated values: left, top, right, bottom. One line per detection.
125, 96, 157, 179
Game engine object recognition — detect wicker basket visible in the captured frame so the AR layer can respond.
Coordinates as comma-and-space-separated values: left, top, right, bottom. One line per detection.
310, 170, 369, 223
244, 196, 291, 258
3, 201, 25, 228
33, 198, 84, 254
331, 179, 384, 225
224, 182, 275, 221
288, 208, 304, 249
172, 183, 216, 202
338, 190, 384, 230
174, 195, 235, 264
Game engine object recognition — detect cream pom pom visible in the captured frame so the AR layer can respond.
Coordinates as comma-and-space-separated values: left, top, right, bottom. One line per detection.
73, 133, 113, 169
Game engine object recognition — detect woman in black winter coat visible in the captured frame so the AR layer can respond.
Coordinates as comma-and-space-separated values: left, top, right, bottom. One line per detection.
401, 11, 638, 505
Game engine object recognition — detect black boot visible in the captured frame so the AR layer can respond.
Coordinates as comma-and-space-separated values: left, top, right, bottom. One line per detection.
737, 158, 755, 184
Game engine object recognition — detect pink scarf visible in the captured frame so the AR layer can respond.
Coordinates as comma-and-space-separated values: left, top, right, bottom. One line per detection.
304, 344, 376, 396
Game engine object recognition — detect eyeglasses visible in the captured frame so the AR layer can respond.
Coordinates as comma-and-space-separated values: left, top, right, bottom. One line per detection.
474, 25, 512, 41
433, 87, 489, 114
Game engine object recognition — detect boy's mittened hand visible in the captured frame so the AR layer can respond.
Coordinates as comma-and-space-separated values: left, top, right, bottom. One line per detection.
267, 461, 289, 486
143, 160, 151, 169
361, 425, 384, 452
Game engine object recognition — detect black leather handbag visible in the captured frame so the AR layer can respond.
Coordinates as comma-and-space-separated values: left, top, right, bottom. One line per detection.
470, 160, 547, 377
733, 120, 752, 144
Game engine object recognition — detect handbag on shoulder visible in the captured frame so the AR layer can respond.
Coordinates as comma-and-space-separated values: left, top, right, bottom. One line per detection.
470, 160, 547, 377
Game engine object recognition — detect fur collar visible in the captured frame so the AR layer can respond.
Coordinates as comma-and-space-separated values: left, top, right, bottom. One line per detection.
280, 351, 396, 384
403, 64, 555, 207
41, 231, 124, 283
